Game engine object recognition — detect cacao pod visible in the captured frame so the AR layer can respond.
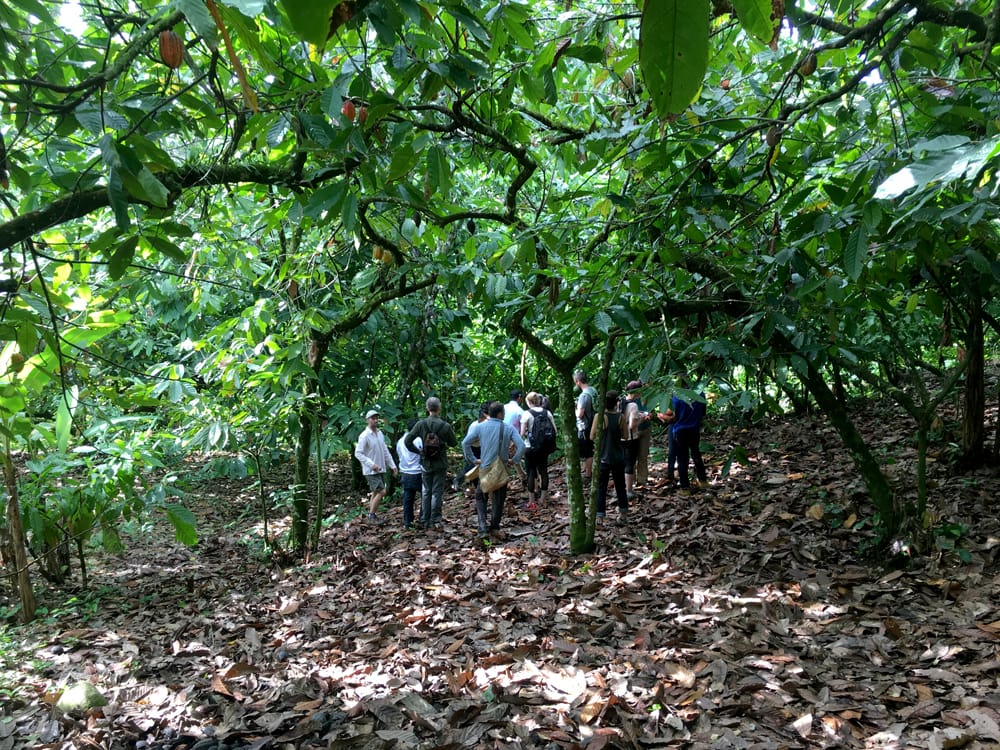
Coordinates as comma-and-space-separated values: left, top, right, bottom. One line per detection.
159, 30, 183, 70
800, 52, 817, 77
765, 126, 781, 147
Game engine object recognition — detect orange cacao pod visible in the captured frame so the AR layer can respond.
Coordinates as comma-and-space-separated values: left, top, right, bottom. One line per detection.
159, 30, 183, 70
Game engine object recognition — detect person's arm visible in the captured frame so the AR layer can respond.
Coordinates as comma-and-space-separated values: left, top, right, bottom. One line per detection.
355, 433, 376, 472
462, 425, 477, 464
590, 413, 601, 441
509, 425, 526, 464
403, 425, 420, 453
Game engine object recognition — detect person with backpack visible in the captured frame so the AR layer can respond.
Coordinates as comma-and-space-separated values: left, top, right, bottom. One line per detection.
520, 391, 558, 510
404, 396, 457, 529
590, 391, 630, 525
622, 380, 652, 500
574, 370, 598, 480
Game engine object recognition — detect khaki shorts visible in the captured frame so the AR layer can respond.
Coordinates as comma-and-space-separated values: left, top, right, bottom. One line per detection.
366, 473, 386, 491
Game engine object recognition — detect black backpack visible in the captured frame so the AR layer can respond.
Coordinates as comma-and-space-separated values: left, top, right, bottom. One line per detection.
422, 430, 442, 460
529, 410, 557, 454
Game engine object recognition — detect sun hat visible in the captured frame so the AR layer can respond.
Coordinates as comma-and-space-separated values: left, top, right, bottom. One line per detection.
365, 409, 380, 419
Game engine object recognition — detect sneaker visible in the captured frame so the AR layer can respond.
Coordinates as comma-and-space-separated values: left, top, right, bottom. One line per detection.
626, 491, 636, 500
368, 512, 380, 524
616, 513, 630, 527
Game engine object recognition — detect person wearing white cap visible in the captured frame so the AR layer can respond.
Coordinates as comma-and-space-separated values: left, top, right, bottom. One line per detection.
354, 409, 398, 523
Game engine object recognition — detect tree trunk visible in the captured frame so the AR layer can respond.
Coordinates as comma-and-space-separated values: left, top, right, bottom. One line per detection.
960, 289, 985, 467
291, 331, 331, 552
2, 449, 36, 623
798, 360, 899, 537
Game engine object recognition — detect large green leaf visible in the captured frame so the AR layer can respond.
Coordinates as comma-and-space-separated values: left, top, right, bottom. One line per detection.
732, 0, 776, 44
279, 0, 337, 46
639, 0, 709, 116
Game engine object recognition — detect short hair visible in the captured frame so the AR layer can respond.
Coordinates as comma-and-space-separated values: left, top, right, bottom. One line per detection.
426, 396, 441, 413
488, 401, 504, 418
605, 390, 619, 409
510, 389, 523, 400
479, 402, 491, 417
406, 417, 418, 430
526, 391, 541, 407
574, 370, 588, 383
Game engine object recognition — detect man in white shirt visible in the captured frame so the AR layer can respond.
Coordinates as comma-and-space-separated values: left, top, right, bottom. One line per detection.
354, 409, 398, 523
503, 390, 524, 433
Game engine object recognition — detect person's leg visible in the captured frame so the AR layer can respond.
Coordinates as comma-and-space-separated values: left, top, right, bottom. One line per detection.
691, 431, 708, 483
524, 451, 539, 505
580, 435, 594, 480
624, 438, 637, 497
490, 485, 507, 531
419, 470, 432, 528
637, 430, 651, 488
667, 430, 677, 483
367, 474, 386, 518
401, 473, 420, 528
539, 454, 550, 502
612, 462, 629, 517
675, 430, 692, 488
429, 468, 447, 525
475, 486, 488, 537
596, 462, 610, 517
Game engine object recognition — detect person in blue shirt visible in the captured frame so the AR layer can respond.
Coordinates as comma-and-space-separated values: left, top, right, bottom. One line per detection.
462, 401, 525, 540
664, 381, 708, 491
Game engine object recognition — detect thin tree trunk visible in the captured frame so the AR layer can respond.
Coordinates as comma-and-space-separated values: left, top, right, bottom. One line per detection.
2, 447, 35, 622
798, 360, 898, 536
961, 289, 985, 467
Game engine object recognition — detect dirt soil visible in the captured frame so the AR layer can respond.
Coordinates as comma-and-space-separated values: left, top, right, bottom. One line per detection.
3, 397, 1000, 750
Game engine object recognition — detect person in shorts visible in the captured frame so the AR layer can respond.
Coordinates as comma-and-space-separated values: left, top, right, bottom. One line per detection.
354, 409, 398, 523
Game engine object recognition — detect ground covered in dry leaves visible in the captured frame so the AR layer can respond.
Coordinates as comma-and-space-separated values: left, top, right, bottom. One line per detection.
4, 398, 1000, 750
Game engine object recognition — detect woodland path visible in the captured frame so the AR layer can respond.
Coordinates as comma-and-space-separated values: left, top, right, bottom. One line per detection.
4, 400, 1000, 750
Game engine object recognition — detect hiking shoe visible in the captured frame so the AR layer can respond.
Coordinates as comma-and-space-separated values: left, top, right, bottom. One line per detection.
368, 512, 381, 525
616, 513, 630, 527
626, 491, 636, 500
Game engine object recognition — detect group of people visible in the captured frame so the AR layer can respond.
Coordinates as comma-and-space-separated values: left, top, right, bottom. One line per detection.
353, 374, 707, 538
354, 392, 558, 539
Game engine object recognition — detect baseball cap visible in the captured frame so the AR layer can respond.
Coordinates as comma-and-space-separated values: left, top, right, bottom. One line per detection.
365, 409, 380, 419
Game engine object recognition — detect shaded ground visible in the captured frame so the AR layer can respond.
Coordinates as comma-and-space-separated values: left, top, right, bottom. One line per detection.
3, 397, 1000, 750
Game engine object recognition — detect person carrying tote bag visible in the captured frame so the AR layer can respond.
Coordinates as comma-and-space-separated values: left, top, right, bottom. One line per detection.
462, 401, 525, 540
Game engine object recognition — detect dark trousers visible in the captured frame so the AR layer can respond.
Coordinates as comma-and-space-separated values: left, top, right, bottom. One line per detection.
674, 428, 707, 488
400, 472, 422, 528
524, 449, 550, 496
597, 461, 628, 516
476, 484, 507, 533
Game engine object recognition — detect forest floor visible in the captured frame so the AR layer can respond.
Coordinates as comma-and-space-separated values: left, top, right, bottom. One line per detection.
3, 396, 1000, 750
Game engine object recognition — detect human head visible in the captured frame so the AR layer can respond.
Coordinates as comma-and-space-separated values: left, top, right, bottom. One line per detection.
425, 396, 441, 414
365, 409, 380, 425
526, 391, 541, 408
605, 391, 619, 410
488, 401, 504, 419
626, 379, 643, 395
510, 389, 523, 402
479, 402, 490, 419
573, 370, 588, 388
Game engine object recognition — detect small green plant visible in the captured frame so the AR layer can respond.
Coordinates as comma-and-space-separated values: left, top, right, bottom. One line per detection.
934, 521, 972, 563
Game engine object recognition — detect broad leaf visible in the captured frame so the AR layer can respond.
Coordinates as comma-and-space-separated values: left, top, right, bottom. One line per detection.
732, 0, 776, 44
639, 0, 709, 115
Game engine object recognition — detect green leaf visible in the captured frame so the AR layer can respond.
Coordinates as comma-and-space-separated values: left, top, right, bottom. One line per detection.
279, 0, 337, 46
387, 143, 419, 182
731, 0, 776, 44
165, 503, 199, 546
175, 0, 218, 48
843, 225, 867, 281
145, 235, 187, 263
108, 236, 139, 280
106, 170, 131, 229
55, 385, 78, 454
639, 0, 709, 115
